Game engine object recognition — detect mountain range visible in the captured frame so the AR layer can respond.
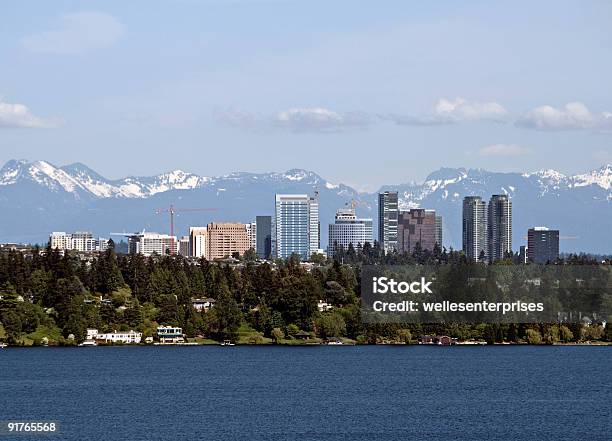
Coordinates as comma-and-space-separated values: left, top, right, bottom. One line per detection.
1, 159, 611, 253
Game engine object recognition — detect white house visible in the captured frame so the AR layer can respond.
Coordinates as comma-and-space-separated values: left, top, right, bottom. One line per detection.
192, 298, 216, 312
157, 326, 184, 344
95, 330, 142, 344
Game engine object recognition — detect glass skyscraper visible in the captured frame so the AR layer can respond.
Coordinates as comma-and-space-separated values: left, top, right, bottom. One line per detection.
378, 191, 398, 253
462, 196, 488, 261
255, 216, 272, 259
273, 194, 319, 259
487, 194, 512, 262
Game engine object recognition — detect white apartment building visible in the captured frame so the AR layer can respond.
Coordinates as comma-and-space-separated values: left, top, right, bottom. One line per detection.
49, 231, 109, 253
127, 232, 177, 256
189, 227, 207, 258
245, 222, 257, 251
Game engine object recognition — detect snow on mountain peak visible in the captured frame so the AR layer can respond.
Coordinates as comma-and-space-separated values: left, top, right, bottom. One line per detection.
523, 169, 567, 183
571, 164, 612, 190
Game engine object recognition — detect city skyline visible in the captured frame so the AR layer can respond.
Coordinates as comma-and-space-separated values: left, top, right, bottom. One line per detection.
1, 159, 609, 253
1, 1, 611, 190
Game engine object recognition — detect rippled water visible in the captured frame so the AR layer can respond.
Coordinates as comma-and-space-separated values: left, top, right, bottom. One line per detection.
1, 346, 610, 441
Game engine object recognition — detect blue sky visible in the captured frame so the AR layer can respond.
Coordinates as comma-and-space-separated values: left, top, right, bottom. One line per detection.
1, 0, 611, 190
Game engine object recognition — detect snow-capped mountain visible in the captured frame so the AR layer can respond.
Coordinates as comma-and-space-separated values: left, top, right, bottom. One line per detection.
0, 159, 610, 253
0, 160, 210, 198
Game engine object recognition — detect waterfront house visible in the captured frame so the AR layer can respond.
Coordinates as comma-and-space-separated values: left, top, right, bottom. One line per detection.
419, 335, 456, 345
157, 326, 184, 344
96, 330, 142, 344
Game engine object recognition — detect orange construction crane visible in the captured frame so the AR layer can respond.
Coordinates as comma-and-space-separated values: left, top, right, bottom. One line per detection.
155, 204, 217, 255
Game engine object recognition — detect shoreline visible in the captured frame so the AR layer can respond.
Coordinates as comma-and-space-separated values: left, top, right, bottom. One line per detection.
2, 341, 610, 349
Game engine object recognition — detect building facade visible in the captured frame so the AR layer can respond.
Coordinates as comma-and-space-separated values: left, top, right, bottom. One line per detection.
245, 222, 257, 251
327, 208, 373, 257
397, 209, 437, 253
49, 231, 108, 253
274, 194, 319, 259
462, 196, 488, 261
205, 222, 252, 260
487, 194, 512, 262
178, 236, 190, 256
189, 227, 207, 258
527, 227, 559, 263
255, 215, 272, 259
94, 330, 142, 344
378, 191, 398, 253
127, 232, 177, 256
435, 215, 443, 248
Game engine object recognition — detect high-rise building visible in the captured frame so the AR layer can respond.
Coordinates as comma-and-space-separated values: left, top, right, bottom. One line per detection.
189, 227, 207, 258
127, 232, 177, 256
435, 215, 443, 247
328, 208, 373, 257
527, 227, 559, 263
397, 209, 436, 253
178, 236, 190, 256
49, 231, 108, 253
274, 194, 319, 259
462, 196, 487, 261
245, 222, 257, 251
255, 216, 272, 259
204, 222, 251, 260
487, 194, 512, 262
378, 191, 398, 253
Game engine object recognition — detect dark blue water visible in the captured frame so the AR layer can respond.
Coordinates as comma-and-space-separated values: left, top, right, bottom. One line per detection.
1, 346, 610, 441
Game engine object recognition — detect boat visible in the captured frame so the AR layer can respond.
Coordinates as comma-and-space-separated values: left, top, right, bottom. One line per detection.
0, 343, 7, 349
220, 340, 236, 346
326, 339, 344, 345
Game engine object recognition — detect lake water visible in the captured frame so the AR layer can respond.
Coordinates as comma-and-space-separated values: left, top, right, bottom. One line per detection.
1, 346, 610, 441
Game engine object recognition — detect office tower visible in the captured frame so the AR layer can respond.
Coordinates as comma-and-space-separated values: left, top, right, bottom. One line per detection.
178, 236, 190, 256
397, 209, 437, 253
256, 216, 272, 259
378, 191, 398, 253
274, 193, 319, 259
127, 232, 177, 256
462, 196, 487, 261
527, 227, 559, 263
519, 245, 528, 264
205, 222, 251, 260
328, 208, 373, 257
309, 193, 320, 255
435, 215, 443, 247
189, 227, 207, 258
487, 194, 512, 262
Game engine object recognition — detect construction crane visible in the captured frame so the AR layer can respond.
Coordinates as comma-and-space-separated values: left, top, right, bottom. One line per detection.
155, 204, 218, 255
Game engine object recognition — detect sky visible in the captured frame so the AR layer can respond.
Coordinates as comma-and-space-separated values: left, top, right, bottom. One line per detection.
1, 0, 611, 190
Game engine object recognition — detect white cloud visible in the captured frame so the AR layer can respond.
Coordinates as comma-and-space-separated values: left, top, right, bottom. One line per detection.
0, 100, 62, 129
381, 97, 508, 126
478, 144, 530, 157
21, 12, 125, 54
516, 102, 612, 131
274, 108, 371, 132
214, 107, 372, 133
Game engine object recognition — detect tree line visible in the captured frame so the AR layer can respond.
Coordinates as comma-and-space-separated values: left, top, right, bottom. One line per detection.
0, 240, 610, 345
